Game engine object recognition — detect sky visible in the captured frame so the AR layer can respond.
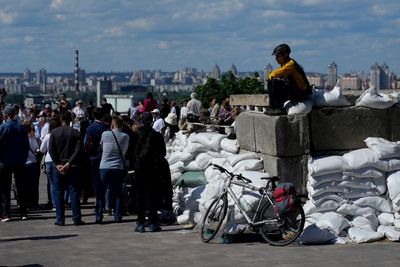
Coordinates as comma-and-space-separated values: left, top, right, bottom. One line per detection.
0, 0, 399, 74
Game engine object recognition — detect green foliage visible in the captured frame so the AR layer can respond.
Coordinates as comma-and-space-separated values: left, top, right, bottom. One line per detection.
195, 71, 265, 106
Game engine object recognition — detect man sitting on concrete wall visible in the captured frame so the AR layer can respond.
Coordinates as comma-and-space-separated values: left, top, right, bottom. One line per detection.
266, 44, 312, 115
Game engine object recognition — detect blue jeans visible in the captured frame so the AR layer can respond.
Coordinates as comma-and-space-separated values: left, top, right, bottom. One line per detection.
53, 164, 81, 224
45, 162, 56, 207
90, 155, 111, 213
98, 169, 125, 222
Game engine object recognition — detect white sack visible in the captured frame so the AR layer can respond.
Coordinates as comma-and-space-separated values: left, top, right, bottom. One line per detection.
308, 172, 344, 187
377, 225, 400, 241
394, 218, 400, 228
315, 212, 350, 235
299, 224, 337, 245
307, 181, 345, 198
233, 170, 270, 188
227, 152, 259, 166
355, 87, 395, 109
343, 148, 388, 171
343, 167, 384, 179
233, 159, 263, 172
351, 214, 379, 230
180, 161, 202, 172
312, 82, 351, 107
340, 188, 380, 199
387, 171, 400, 207
338, 177, 386, 195
188, 132, 226, 151
310, 193, 345, 206
171, 172, 182, 184
348, 225, 384, 243
170, 161, 184, 173
183, 142, 209, 154
195, 153, 213, 170
365, 137, 400, 159
353, 196, 392, 213
284, 99, 313, 115
308, 156, 348, 176
220, 138, 240, 154
378, 213, 394, 226
336, 204, 375, 217
303, 200, 340, 215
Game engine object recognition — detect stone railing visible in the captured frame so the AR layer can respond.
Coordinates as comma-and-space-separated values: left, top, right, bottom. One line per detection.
230, 94, 269, 112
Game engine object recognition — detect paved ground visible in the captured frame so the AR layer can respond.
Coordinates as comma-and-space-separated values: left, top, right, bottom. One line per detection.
1, 174, 400, 267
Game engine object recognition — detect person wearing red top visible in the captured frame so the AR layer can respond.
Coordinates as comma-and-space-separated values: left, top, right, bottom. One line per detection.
143, 93, 157, 113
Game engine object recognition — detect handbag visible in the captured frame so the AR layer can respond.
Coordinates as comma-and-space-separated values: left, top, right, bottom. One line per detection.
110, 130, 128, 172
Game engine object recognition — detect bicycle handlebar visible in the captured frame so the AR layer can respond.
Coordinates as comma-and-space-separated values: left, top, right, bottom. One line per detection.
212, 163, 252, 184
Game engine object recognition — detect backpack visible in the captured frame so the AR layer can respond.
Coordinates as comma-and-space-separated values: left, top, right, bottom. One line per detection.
273, 183, 297, 217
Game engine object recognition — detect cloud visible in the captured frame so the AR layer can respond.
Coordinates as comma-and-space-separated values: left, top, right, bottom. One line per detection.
50, 0, 64, 10
262, 10, 291, 19
24, 36, 34, 43
126, 18, 155, 30
103, 26, 124, 37
190, 0, 245, 21
0, 10, 15, 24
371, 4, 399, 16
158, 41, 169, 49
55, 14, 66, 21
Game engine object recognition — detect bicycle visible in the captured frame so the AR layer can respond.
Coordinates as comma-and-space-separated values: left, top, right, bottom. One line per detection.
200, 164, 305, 246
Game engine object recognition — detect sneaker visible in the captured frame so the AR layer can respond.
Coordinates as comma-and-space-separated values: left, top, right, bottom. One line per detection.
1, 216, 11, 222
54, 221, 65, 226
73, 220, 86, 226
21, 216, 28, 221
105, 209, 112, 216
135, 224, 145, 233
51, 207, 56, 212
149, 224, 162, 232
264, 107, 285, 116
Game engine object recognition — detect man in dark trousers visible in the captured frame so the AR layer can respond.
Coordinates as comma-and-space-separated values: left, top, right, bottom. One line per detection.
133, 112, 166, 233
49, 111, 84, 226
266, 43, 312, 115
0, 106, 29, 222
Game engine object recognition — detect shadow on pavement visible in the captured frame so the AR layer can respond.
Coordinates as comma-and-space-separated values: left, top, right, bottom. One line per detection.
0, 234, 78, 243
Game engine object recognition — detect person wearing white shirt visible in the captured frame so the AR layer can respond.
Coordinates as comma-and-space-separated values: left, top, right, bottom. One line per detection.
151, 109, 165, 133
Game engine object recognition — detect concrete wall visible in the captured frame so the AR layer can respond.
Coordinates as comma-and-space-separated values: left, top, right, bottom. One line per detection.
236, 105, 400, 195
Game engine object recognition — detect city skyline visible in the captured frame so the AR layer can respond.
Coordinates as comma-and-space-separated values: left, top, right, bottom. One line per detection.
0, 0, 399, 73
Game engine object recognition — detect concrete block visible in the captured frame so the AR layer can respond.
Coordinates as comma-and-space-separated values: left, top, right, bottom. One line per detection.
260, 154, 309, 195
230, 94, 269, 107
390, 106, 400, 142
253, 113, 310, 157
236, 112, 256, 152
310, 106, 391, 151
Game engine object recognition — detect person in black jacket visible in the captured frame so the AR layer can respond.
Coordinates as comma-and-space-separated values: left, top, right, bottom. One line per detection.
49, 111, 84, 226
133, 112, 166, 233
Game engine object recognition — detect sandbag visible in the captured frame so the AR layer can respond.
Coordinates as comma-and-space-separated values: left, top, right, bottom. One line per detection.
315, 212, 350, 235
233, 159, 263, 172
284, 99, 313, 115
183, 142, 209, 154
299, 224, 337, 245
378, 213, 394, 226
336, 203, 376, 217
195, 153, 213, 170
387, 171, 400, 207
308, 172, 344, 187
184, 186, 206, 211
351, 214, 379, 230
312, 81, 351, 107
377, 225, 400, 241
343, 167, 384, 179
365, 137, 400, 159
307, 181, 345, 198
355, 87, 395, 109
175, 171, 207, 188
353, 196, 392, 213
233, 170, 269, 188
303, 200, 340, 215
227, 152, 259, 166
188, 132, 226, 151
348, 225, 384, 243
220, 138, 240, 154
171, 171, 183, 184
343, 148, 388, 171
308, 156, 348, 176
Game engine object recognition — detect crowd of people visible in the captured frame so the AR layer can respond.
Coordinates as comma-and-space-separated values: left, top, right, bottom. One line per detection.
0, 91, 240, 232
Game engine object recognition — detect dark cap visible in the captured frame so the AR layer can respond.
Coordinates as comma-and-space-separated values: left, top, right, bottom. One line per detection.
3, 105, 16, 116
141, 112, 153, 124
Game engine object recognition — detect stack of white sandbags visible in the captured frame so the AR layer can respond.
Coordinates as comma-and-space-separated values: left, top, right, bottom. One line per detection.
167, 131, 268, 234
312, 80, 351, 107
356, 87, 396, 109
301, 137, 400, 244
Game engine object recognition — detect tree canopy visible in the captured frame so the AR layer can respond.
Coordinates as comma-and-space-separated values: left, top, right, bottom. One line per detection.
195, 71, 265, 108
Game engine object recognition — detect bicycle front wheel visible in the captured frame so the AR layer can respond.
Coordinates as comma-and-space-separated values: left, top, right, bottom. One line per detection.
257, 200, 305, 246
200, 194, 228, 243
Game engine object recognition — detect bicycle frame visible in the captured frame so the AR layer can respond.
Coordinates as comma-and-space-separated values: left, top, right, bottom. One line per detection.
223, 174, 279, 229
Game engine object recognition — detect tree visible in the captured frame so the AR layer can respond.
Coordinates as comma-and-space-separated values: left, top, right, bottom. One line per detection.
195, 71, 265, 106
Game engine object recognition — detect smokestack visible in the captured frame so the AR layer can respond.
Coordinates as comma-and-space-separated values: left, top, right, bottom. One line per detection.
74, 50, 80, 92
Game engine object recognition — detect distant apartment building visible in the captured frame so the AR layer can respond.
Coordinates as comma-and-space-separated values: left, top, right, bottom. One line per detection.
340, 74, 362, 90
370, 63, 391, 89
96, 76, 112, 106
306, 73, 325, 88
327, 62, 337, 89
23, 68, 31, 82
36, 68, 47, 85
230, 64, 238, 76
210, 64, 221, 79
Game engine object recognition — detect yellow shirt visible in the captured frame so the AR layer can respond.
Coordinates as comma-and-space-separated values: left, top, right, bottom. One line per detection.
268, 59, 309, 92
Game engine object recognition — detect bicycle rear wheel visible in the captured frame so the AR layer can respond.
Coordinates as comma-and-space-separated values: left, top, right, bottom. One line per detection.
257, 200, 305, 246
200, 194, 228, 243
